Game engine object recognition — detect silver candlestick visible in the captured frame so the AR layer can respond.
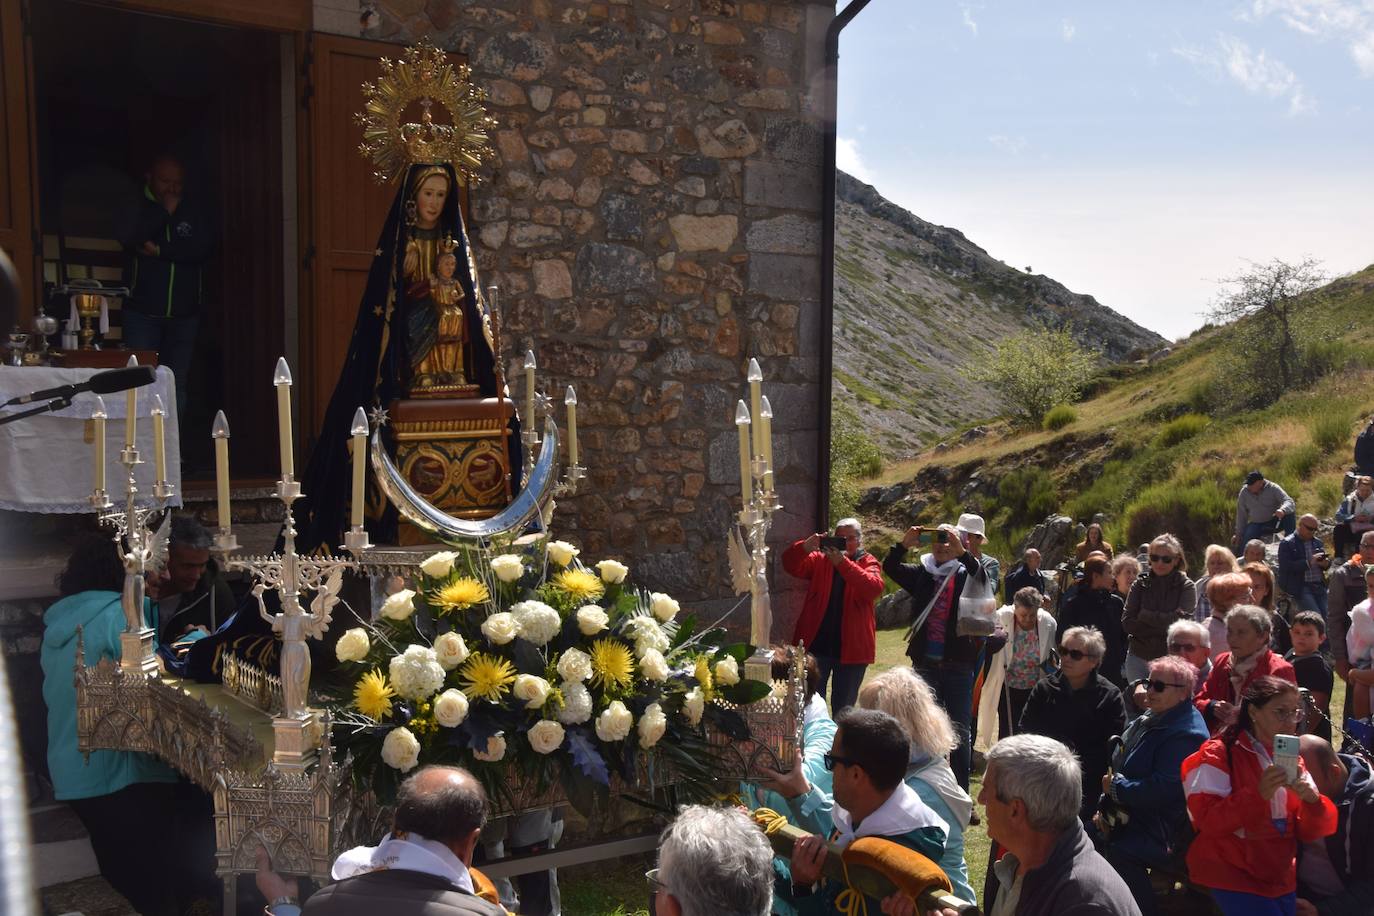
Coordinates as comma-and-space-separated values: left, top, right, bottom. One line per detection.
732, 455, 781, 684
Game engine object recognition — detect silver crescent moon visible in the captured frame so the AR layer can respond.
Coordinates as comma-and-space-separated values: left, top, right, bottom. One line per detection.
369, 414, 558, 541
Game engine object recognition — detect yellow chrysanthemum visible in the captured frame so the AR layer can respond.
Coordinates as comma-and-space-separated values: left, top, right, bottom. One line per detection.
589, 638, 635, 691
552, 568, 605, 602
354, 668, 397, 720
459, 652, 518, 702
694, 656, 715, 695
431, 577, 490, 615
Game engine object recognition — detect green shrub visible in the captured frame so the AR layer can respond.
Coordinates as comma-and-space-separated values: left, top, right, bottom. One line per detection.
1185, 381, 1215, 416
1282, 443, 1322, 482
1042, 404, 1077, 431
1315, 479, 1341, 514
1123, 481, 1233, 568
1311, 409, 1355, 455
829, 408, 884, 524
1066, 459, 1134, 522
1154, 413, 1209, 449
997, 467, 1059, 530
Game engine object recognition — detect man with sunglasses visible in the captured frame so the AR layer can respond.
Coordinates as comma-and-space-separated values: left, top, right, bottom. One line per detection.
1234, 470, 1296, 548
1279, 514, 1331, 618
1128, 620, 1213, 713
786, 709, 949, 914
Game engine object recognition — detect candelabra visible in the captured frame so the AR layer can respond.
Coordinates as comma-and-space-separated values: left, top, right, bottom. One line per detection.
90, 421, 175, 676
732, 453, 782, 684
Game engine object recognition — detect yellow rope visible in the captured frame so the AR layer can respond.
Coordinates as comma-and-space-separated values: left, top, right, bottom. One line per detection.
834, 858, 869, 916
752, 807, 789, 835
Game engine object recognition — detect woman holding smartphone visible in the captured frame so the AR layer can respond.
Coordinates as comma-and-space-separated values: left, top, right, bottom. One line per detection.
1182, 676, 1337, 915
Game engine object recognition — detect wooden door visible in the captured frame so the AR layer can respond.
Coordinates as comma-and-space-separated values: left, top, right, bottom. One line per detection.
0, 0, 37, 318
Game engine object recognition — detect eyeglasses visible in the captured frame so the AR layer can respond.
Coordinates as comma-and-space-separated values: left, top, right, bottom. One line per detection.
646, 867, 664, 912
1059, 646, 1097, 661
1168, 642, 1199, 654
1265, 706, 1302, 720
1148, 554, 1176, 564
1145, 679, 1188, 693
823, 752, 859, 771
1301, 524, 1319, 533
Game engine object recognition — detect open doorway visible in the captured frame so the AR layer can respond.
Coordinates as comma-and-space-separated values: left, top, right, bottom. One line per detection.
29, 0, 286, 478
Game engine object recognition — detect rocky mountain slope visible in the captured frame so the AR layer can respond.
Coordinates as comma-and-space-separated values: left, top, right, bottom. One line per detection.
833, 171, 1166, 457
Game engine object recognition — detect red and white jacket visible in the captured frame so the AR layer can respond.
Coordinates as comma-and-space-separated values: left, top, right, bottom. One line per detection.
1182, 732, 1337, 898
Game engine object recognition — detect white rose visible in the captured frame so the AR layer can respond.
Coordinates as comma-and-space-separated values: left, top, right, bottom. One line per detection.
557, 681, 593, 724
513, 674, 552, 710
714, 656, 740, 687
490, 554, 525, 583
510, 600, 562, 646
556, 647, 593, 682
639, 649, 669, 681
649, 592, 680, 623
473, 734, 507, 762
576, 605, 609, 636
433, 688, 470, 728
481, 612, 520, 645
595, 700, 634, 742
683, 687, 705, 726
596, 559, 629, 584
381, 726, 421, 772
433, 632, 469, 671
527, 719, 566, 755
335, 627, 370, 663
547, 540, 580, 567
419, 551, 459, 578
380, 588, 417, 620
388, 645, 446, 700
624, 616, 670, 657
638, 702, 667, 749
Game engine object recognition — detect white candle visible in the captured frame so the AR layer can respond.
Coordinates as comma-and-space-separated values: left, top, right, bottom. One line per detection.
524, 349, 537, 428
735, 400, 752, 506
273, 357, 294, 479
151, 395, 167, 483
212, 411, 231, 530
747, 358, 763, 462
92, 396, 107, 494
759, 395, 774, 491
350, 407, 369, 529
124, 355, 138, 448
565, 386, 578, 467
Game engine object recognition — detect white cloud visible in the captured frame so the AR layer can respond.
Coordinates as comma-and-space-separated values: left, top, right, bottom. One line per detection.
835, 136, 875, 183
987, 134, 1027, 155
960, 2, 978, 36
1246, 0, 1374, 77
1174, 34, 1314, 115
1061, 19, 1077, 42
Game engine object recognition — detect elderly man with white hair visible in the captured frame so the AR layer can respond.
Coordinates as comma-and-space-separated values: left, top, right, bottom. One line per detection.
651, 805, 773, 916
784, 517, 884, 712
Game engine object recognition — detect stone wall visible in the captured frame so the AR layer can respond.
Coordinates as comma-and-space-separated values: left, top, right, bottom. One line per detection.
318, 0, 835, 632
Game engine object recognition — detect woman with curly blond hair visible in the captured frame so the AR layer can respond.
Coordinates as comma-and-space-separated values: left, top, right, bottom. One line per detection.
858, 667, 976, 904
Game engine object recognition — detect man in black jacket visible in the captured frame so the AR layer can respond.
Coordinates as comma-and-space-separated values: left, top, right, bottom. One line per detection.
883, 523, 987, 790
120, 155, 216, 418
148, 515, 236, 644
1002, 548, 1047, 605
1297, 736, 1374, 916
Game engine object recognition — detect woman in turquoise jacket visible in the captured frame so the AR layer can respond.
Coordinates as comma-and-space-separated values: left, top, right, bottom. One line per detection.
42, 534, 181, 915
858, 666, 978, 904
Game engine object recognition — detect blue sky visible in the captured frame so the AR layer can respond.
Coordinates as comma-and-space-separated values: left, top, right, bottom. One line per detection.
836, 1, 1374, 338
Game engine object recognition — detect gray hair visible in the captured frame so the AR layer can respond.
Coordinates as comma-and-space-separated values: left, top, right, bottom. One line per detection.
659, 806, 773, 916
834, 518, 862, 538
1060, 625, 1106, 661
169, 514, 213, 552
1244, 538, 1267, 554
986, 734, 1082, 834
1226, 604, 1273, 637
1168, 618, 1209, 648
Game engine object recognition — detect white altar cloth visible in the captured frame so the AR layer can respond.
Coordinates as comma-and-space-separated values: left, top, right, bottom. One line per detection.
0, 365, 182, 513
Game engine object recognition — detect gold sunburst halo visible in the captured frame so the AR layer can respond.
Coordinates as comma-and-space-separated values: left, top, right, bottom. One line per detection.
460, 652, 518, 702
431, 577, 490, 615
354, 668, 397, 720
355, 39, 498, 185
590, 639, 636, 692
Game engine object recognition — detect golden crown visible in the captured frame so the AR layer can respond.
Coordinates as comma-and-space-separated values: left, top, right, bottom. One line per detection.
355, 40, 497, 185
439, 235, 458, 255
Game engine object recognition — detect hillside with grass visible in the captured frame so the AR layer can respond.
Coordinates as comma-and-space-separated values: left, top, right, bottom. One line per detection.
852, 265, 1374, 567
833, 172, 1166, 458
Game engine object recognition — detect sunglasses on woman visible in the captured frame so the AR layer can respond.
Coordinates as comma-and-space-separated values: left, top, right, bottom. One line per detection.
1145, 679, 1188, 693
1059, 646, 1095, 661
1148, 554, 1176, 564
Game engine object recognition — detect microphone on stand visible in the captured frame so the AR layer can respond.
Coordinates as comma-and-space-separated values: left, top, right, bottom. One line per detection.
3, 364, 157, 407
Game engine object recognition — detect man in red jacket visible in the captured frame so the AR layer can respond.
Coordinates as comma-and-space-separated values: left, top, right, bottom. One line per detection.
784, 518, 884, 712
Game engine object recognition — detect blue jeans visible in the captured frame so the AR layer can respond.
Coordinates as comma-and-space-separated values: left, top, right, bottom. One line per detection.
121, 310, 198, 419
814, 656, 867, 713
1243, 514, 1296, 544
1211, 889, 1296, 916
1299, 584, 1328, 618
915, 662, 976, 790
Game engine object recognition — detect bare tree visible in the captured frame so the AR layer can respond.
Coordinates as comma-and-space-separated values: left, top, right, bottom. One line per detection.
1209, 257, 1327, 391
